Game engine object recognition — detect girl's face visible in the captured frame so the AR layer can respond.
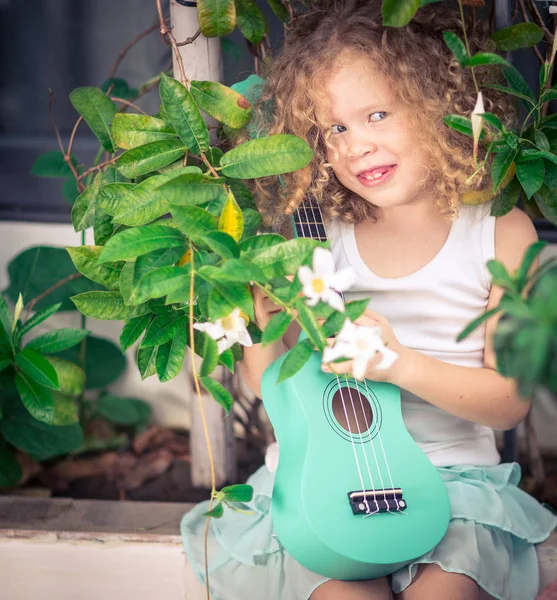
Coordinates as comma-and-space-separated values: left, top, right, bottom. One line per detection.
324, 53, 433, 214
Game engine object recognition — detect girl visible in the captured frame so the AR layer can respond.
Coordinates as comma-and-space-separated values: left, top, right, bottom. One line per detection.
181, 1, 557, 599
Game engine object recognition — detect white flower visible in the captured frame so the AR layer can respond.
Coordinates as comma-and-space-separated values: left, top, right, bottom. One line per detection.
265, 442, 279, 473
322, 319, 399, 380
471, 91, 485, 160
193, 308, 253, 354
297, 247, 355, 312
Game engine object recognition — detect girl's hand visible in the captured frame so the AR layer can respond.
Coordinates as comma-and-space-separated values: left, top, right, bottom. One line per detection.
321, 308, 409, 384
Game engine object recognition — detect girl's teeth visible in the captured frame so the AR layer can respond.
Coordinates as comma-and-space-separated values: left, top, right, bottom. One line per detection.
363, 169, 388, 180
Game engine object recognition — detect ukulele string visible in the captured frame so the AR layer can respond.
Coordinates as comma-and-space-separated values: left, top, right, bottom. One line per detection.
295, 201, 369, 511
303, 198, 383, 514
308, 198, 402, 516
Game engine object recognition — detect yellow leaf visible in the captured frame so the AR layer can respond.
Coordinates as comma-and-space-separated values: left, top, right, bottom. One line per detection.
176, 248, 192, 266
462, 162, 516, 206
218, 190, 244, 242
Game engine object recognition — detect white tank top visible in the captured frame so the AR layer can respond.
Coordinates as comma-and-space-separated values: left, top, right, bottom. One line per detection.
328, 203, 501, 467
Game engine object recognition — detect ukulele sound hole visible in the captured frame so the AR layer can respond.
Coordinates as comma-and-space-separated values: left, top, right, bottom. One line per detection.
331, 388, 373, 434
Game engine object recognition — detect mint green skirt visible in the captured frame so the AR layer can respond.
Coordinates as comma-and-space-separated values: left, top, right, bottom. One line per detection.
181, 462, 557, 600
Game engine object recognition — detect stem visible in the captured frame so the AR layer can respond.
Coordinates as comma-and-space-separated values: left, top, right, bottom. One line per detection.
188, 245, 216, 600
77, 157, 119, 182
25, 273, 83, 314
458, 1, 480, 95
67, 116, 83, 159
110, 96, 148, 115
156, 0, 190, 87
108, 20, 161, 79
518, 0, 545, 64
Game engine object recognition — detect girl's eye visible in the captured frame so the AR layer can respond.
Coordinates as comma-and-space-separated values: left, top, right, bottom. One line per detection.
330, 112, 387, 134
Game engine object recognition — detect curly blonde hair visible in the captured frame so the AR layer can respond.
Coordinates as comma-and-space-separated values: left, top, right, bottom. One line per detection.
246, 0, 516, 229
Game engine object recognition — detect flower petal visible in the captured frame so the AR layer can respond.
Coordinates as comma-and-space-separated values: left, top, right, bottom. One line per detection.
193, 321, 225, 340
312, 247, 336, 278
217, 337, 234, 354
297, 266, 315, 286
323, 290, 345, 313
237, 328, 253, 347
352, 354, 369, 380
376, 346, 399, 370
331, 267, 356, 292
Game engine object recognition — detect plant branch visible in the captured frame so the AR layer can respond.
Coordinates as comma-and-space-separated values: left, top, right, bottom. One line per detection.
67, 116, 83, 159
526, 0, 554, 43
48, 89, 85, 193
156, 0, 190, 87
458, 1, 480, 94
25, 273, 82, 315
77, 157, 119, 181
176, 28, 202, 46
108, 20, 161, 79
110, 96, 149, 115
518, 0, 545, 63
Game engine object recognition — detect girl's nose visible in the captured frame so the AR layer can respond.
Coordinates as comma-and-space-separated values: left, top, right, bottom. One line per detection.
347, 135, 378, 160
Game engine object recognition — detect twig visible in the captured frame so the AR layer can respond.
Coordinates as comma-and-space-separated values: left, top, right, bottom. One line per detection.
518, 0, 545, 63
156, 0, 189, 86
110, 96, 149, 115
77, 157, 119, 181
108, 21, 161, 79
176, 28, 202, 46
67, 116, 83, 159
25, 273, 83, 315
48, 89, 85, 193
526, 0, 554, 43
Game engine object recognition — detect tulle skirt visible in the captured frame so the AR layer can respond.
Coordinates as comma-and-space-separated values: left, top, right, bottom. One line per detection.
181, 461, 557, 600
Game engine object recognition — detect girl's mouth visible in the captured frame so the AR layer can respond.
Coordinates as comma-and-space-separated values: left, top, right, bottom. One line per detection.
357, 165, 397, 187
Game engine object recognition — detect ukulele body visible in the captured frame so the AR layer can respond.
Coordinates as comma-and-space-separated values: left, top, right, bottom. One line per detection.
260, 348, 451, 580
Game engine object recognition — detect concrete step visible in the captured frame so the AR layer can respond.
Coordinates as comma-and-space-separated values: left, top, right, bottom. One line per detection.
0, 496, 555, 599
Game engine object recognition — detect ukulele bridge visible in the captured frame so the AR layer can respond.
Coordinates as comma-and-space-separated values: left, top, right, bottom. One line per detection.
347, 488, 407, 515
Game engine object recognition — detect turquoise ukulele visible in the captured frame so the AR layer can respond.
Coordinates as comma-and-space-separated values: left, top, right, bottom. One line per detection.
260, 199, 450, 580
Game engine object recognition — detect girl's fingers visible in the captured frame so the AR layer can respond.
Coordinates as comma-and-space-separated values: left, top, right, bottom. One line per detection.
322, 359, 352, 374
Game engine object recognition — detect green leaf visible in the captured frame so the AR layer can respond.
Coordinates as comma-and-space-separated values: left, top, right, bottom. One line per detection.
98, 224, 184, 263
467, 52, 509, 68
71, 291, 149, 320
240, 233, 285, 253
200, 376, 234, 412
534, 185, 557, 224
15, 347, 59, 390
203, 231, 240, 258
171, 205, 219, 242
45, 356, 85, 396
381, 0, 420, 26
266, 0, 288, 22
197, 0, 236, 37
535, 130, 550, 152
221, 483, 253, 502
135, 264, 192, 304
490, 23, 543, 51
544, 160, 557, 188
159, 73, 210, 155
516, 159, 545, 199
31, 151, 78, 179
94, 395, 144, 426
0, 437, 23, 488
202, 501, 224, 518
220, 134, 314, 179
517, 241, 547, 289
199, 258, 267, 285
141, 312, 187, 348
117, 139, 187, 178
491, 177, 521, 217
443, 31, 468, 67
491, 146, 517, 193
207, 282, 254, 321
67, 245, 124, 290
277, 338, 314, 383
101, 77, 139, 100
0, 394, 83, 461
482, 112, 504, 132
5, 247, 101, 312
503, 65, 536, 103
242, 238, 321, 279
295, 299, 326, 350
69, 87, 117, 152
50, 391, 79, 426
62, 177, 80, 204
190, 80, 252, 129
71, 172, 103, 232
14, 372, 55, 423
487, 260, 513, 288
137, 346, 158, 380
26, 328, 89, 354
57, 335, 125, 390
457, 307, 500, 342
120, 314, 153, 352
158, 173, 227, 207
112, 113, 176, 150
262, 311, 292, 347
322, 298, 370, 338
200, 333, 219, 377
16, 303, 62, 340
235, 0, 268, 44
0, 295, 13, 338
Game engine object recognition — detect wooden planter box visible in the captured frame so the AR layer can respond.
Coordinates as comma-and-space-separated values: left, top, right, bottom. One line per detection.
0, 496, 556, 599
